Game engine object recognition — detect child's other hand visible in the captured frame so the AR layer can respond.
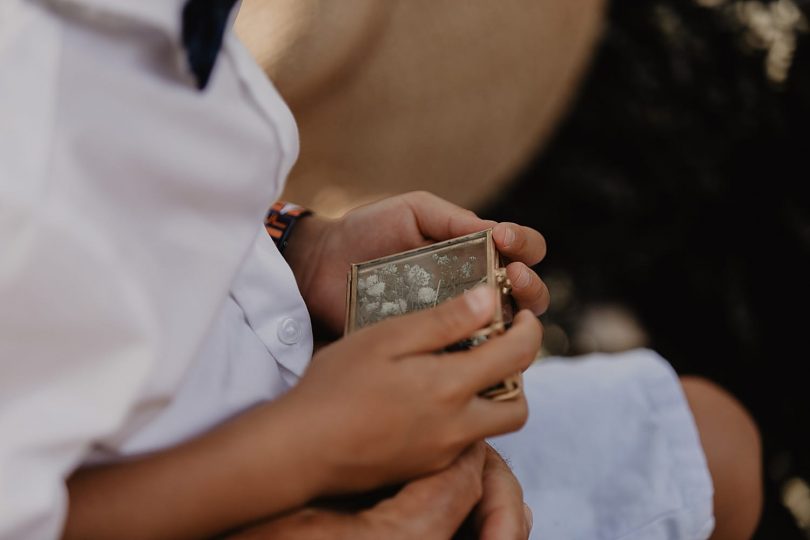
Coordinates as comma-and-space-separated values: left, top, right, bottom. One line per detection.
280, 286, 542, 495
284, 191, 549, 335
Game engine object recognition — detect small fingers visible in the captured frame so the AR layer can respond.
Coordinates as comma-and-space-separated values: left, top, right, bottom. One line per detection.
507, 262, 550, 316
442, 310, 543, 394
463, 393, 530, 440
493, 223, 547, 266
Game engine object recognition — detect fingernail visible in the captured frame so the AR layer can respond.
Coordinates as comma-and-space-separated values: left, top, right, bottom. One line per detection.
503, 225, 516, 247
514, 266, 531, 289
464, 286, 494, 316
524, 503, 533, 531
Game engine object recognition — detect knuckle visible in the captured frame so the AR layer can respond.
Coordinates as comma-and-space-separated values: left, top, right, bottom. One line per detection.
436, 375, 465, 404
406, 190, 433, 204
418, 361, 458, 404
468, 472, 484, 500
362, 510, 403, 540
447, 209, 478, 232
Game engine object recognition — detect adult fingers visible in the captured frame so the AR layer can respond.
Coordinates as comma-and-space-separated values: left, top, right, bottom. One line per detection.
441, 310, 542, 395
361, 286, 498, 356
401, 191, 496, 241
475, 444, 530, 540
365, 444, 486, 540
506, 262, 550, 316
492, 223, 547, 266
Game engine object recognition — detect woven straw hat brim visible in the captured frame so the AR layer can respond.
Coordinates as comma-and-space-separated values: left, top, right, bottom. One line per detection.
236, 0, 606, 216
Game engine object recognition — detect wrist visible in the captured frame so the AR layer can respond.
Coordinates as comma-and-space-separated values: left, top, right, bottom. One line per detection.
282, 214, 333, 296
63, 399, 331, 539
239, 396, 331, 505
269, 386, 366, 498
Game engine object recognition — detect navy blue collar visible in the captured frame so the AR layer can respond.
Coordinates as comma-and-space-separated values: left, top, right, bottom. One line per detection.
182, 0, 239, 90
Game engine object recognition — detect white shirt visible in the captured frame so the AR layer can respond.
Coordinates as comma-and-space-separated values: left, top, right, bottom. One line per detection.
0, 1, 313, 538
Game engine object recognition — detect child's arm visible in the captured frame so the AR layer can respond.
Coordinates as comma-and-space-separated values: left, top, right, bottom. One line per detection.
64, 395, 317, 540
64, 290, 541, 539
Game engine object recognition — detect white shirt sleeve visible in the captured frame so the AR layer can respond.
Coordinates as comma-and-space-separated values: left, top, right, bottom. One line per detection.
82, 227, 314, 462
0, 1, 298, 537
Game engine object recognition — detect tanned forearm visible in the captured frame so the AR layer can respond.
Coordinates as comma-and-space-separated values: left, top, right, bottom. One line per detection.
63, 396, 323, 540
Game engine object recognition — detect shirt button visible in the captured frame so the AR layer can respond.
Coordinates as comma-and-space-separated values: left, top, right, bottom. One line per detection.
277, 317, 303, 345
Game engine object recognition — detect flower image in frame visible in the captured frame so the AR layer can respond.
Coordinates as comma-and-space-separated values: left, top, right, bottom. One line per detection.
351, 233, 490, 329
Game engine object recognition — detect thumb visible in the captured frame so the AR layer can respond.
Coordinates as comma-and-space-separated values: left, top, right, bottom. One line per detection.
365, 444, 486, 540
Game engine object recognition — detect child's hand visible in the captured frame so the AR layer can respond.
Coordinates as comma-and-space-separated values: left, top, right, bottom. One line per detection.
284, 192, 549, 334
280, 286, 542, 495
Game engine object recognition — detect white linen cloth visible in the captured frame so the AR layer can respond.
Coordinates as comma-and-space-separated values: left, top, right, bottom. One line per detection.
493, 350, 715, 540
0, 2, 713, 539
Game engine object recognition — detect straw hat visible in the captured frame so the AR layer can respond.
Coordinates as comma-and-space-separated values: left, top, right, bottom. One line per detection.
236, 0, 606, 216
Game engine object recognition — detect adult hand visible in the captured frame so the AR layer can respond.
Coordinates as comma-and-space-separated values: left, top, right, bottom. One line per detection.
473, 443, 533, 540
280, 288, 541, 494
284, 192, 549, 334
225, 444, 487, 540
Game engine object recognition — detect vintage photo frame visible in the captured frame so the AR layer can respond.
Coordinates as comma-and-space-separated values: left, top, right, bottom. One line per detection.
345, 229, 522, 400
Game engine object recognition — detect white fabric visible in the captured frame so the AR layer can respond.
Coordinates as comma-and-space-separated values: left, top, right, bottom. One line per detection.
494, 349, 715, 540
0, 1, 311, 538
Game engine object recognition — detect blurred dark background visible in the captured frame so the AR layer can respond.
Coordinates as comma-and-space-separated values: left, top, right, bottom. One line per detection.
485, 0, 810, 537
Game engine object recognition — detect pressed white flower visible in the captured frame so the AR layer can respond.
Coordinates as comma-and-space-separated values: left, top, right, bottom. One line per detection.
417, 287, 437, 304
460, 261, 474, 278
380, 302, 401, 316
364, 301, 380, 313
398, 298, 408, 313
405, 264, 431, 287
366, 274, 379, 286
357, 278, 367, 291
367, 281, 386, 297
435, 255, 451, 266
